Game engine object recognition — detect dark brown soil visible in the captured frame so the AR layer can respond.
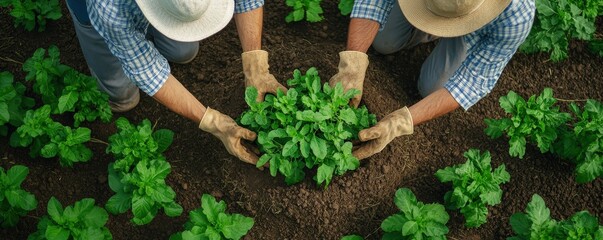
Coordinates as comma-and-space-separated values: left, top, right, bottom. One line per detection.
2, 2, 602, 240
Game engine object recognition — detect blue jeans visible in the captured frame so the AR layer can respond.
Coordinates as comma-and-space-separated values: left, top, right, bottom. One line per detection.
372, 2, 468, 97
66, 0, 200, 111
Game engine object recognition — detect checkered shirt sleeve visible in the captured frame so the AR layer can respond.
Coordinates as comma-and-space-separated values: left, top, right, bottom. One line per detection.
444, 0, 535, 110
235, 0, 264, 13
350, 0, 395, 28
87, 0, 170, 96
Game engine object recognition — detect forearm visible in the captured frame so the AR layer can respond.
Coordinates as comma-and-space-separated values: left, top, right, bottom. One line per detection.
346, 18, 380, 52
408, 88, 460, 126
234, 7, 263, 52
152, 74, 206, 123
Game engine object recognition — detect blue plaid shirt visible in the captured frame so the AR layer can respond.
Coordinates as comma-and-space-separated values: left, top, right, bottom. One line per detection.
352, 0, 535, 110
87, 0, 263, 96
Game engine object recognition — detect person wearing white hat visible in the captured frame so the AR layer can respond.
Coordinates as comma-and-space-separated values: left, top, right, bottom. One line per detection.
64, 0, 281, 165
330, 0, 536, 159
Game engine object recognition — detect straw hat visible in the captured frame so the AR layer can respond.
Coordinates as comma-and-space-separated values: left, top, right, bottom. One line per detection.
135, 0, 234, 42
399, 0, 512, 37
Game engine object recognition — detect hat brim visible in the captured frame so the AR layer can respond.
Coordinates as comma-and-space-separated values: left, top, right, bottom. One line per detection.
399, 0, 511, 37
135, 0, 234, 42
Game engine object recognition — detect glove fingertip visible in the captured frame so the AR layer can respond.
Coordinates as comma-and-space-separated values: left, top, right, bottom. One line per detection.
358, 128, 381, 141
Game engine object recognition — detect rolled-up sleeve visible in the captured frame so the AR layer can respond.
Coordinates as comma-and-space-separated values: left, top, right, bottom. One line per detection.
87, 0, 169, 96
350, 0, 395, 28
234, 0, 264, 13
445, 0, 535, 110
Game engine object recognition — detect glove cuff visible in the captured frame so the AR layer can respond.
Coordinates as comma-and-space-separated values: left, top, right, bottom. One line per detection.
394, 106, 414, 136
338, 51, 369, 73
242, 50, 270, 77
199, 107, 216, 131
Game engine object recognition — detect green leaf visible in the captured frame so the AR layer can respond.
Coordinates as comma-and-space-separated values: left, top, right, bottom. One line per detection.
394, 188, 416, 213
310, 135, 327, 160
339, 108, 358, 124
201, 194, 226, 225
153, 129, 174, 153
509, 136, 527, 159
6, 165, 28, 186
164, 202, 183, 217
0, 102, 9, 123
106, 193, 132, 214
381, 214, 406, 233
509, 213, 531, 236
57, 91, 78, 113
45, 225, 70, 240
221, 214, 254, 239
401, 221, 418, 236
47, 197, 64, 223
316, 164, 334, 186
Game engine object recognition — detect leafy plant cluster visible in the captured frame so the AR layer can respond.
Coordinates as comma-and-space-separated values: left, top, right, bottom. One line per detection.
485, 88, 603, 183
0, 165, 37, 228
435, 149, 510, 228
521, 0, 603, 61
28, 197, 112, 240
105, 117, 182, 225
285, 0, 354, 23
509, 194, 603, 239
0, 0, 62, 31
170, 194, 254, 240
239, 67, 376, 187
23, 45, 112, 127
0, 71, 35, 136
380, 188, 450, 240
9, 105, 93, 167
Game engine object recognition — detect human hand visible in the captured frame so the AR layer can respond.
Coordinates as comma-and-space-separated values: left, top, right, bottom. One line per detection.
199, 107, 259, 165
329, 51, 369, 108
353, 107, 414, 160
242, 50, 287, 102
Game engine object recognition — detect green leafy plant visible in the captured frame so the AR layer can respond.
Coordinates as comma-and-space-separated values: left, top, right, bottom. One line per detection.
553, 99, 603, 183
556, 211, 603, 239
239, 67, 376, 187
0, 165, 37, 228
28, 197, 112, 240
508, 194, 559, 240
520, 0, 603, 61
509, 194, 603, 240
485, 88, 571, 159
105, 117, 182, 225
170, 194, 254, 240
9, 105, 93, 167
381, 188, 449, 240
435, 149, 510, 228
23, 45, 112, 126
285, 0, 324, 23
0, 0, 62, 31
0, 71, 35, 136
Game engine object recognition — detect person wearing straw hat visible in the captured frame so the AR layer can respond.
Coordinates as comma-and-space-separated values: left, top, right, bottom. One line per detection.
63, 0, 281, 165
329, 0, 536, 160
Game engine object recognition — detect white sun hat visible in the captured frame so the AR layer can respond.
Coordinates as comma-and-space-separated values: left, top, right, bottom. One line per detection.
135, 0, 234, 42
399, 0, 512, 37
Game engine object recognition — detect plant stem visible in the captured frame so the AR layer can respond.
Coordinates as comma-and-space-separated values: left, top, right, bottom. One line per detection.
0, 56, 23, 65
555, 98, 588, 102
89, 137, 108, 145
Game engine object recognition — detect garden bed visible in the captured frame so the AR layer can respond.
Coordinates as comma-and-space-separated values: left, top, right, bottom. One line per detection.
1, 1, 602, 239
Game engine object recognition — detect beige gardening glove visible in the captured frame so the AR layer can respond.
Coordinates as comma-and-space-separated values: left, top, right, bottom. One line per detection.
329, 51, 369, 108
242, 50, 287, 102
353, 107, 414, 160
199, 107, 259, 165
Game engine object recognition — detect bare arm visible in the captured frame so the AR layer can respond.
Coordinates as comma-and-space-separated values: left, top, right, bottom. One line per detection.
346, 18, 380, 52
152, 74, 205, 123
408, 88, 460, 125
234, 7, 263, 52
